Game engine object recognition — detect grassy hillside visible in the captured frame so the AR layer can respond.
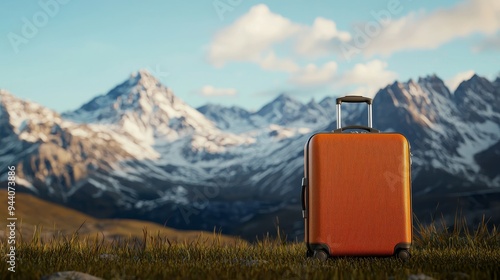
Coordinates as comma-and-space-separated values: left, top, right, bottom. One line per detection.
0, 190, 241, 244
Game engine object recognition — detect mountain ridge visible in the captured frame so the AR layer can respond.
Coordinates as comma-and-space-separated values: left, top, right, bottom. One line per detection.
1, 70, 499, 240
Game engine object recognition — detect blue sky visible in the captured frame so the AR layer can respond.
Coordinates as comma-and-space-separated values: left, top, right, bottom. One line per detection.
1, 0, 499, 112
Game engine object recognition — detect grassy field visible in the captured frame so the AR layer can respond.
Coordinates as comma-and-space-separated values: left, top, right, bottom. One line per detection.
0, 217, 499, 280
1, 191, 499, 279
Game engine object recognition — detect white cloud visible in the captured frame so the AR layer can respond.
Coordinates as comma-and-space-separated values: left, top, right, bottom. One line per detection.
207, 4, 350, 70
364, 0, 500, 56
289, 59, 396, 95
344, 86, 378, 99
200, 85, 237, 96
258, 51, 300, 73
207, 0, 500, 75
290, 61, 338, 86
207, 4, 300, 68
445, 70, 475, 92
342, 60, 397, 85
294, 17, 351, 57
340, 60, 398, 97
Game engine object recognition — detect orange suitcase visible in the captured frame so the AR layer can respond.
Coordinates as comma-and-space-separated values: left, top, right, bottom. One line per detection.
302, 96, 412, 260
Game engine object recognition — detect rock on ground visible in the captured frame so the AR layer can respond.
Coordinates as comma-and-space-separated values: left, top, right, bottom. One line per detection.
41, 271, 103, 280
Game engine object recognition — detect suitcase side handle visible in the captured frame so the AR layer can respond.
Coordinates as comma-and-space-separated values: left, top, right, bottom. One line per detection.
301, 178, 307, 219
336, 95, 373, 129
333, 125, 379, 133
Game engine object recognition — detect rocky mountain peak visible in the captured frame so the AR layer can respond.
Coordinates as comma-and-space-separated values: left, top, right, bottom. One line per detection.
453, 74, 499, 119
127, 69, 164, 92
63, 71, 252, 152
274, 93, 293, 102
0, 89, 11, 96
456, 74, 495, 94
132, 68, 156, 80
494, 76, 500, 87
254, 93, 307, 127
105, 69, 172, 103
417, 73, 440, 82
64, 70, 181, 125
257, 93, 303, 115
0, 89, 62, 137
417, 74, 451, 98
306, 98, 319, 107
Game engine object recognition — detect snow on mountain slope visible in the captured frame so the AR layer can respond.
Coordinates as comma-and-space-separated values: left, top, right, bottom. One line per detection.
255, 93, 334, 129
198, 73, 500, 197
197, 94, 338, 147
0, 87, 232, 221
0, 90, 62, 142
0, 89, 158, 160
454, 74, 500, 123
371, 75, 500, 190
451, 75, 500, 178
0, 89, 160, 203
198, 93, 377, 138
255, 94, 304, 125
64, 70, 253, 153
197, 104, 256, 133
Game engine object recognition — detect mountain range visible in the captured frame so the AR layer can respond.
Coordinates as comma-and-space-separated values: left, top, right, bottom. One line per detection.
1, 70, 499, 240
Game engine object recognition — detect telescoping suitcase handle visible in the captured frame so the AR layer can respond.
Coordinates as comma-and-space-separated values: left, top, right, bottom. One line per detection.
335, 95, 376, 131
336, 96, 372, 105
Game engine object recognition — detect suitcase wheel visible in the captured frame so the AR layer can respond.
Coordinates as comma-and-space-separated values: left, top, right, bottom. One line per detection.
396, 249, 411, 261
306, 250, 313, 258
312, 249, 328, 261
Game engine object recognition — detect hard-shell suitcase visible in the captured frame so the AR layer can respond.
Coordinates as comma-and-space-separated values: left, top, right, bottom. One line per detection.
302, 96, 412, 260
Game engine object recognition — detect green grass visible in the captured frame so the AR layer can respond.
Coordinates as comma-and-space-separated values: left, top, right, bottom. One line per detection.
1, 217, 499, 280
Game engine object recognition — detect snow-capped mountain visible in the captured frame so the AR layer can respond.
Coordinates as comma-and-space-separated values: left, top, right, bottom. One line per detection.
0, 89, 158, 201
256, 94, 309, 126
196, 93, 334, 134
355, 75, 500, 226
63, 70, 253, 153
196, 93, 363, 141
369, 75, 500, 190
197, 73, 500, 230
197, 104, 254, 133
1, 71, 499, 240
454, 74, 500, 123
